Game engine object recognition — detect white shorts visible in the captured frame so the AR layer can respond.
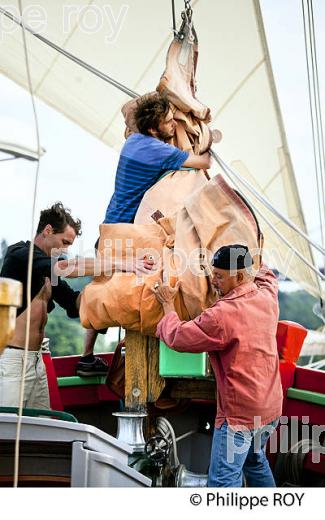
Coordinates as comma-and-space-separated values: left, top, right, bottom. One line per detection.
0, 347, 50, 410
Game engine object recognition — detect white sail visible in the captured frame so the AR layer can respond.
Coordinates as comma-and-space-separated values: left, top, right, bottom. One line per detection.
0, 0, 322, 298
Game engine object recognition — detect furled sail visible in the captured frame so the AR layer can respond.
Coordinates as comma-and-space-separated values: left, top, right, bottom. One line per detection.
0, 0, 322, 297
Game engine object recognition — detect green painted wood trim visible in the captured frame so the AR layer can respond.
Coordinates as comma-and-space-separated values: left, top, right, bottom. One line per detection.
0, 406, 78, 422
57, 375, 107, 387
287, 387, 325, 406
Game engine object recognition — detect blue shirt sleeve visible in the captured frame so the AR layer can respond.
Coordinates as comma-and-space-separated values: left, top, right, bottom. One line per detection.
132, 136, 189, 170
123, 134, 190, 171
161, 147, 189, 170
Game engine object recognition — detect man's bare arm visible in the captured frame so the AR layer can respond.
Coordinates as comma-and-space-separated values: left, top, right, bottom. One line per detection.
182, 151, 212, 170
54, 256, 155, 278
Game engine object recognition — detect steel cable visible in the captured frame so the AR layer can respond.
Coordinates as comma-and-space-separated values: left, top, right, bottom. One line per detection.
0, 6, 139, 100
211, 149, 325, 284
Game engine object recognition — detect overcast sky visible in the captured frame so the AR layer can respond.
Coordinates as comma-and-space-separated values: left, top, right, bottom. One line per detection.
261, 0, 324, 248
0, 77, 118, 256
0, 0, 324, 263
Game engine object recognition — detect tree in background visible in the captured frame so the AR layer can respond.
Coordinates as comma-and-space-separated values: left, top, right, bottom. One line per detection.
45, 306, 114, 357
45, 275, 110, 357
45, 306, 84, 356
278, 290, 322, 330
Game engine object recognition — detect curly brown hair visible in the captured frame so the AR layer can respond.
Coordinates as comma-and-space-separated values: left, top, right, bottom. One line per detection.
36, 202, 82, 237
134, 93, 170, 135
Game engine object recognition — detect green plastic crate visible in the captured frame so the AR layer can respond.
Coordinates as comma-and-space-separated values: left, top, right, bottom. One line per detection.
159, 340, 207, 377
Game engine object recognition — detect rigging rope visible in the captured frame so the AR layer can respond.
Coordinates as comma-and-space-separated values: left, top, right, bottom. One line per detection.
13, 0, 42, 488
0, 7, 140, 100
211, 149, 325, 258
211, 149, 325, 284
301, 0, 325, 257
0, 157, 18, 162
171, 0, 176, 33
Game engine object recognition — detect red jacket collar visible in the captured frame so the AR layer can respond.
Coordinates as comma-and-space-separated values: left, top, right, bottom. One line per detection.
217, 281, 257, 301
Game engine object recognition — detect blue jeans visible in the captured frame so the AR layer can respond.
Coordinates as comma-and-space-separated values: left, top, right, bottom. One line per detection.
207, 419, 279, 487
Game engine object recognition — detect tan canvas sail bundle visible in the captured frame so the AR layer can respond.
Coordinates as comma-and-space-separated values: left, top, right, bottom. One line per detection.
173, 175, 260, 318
80, 174, 260, 335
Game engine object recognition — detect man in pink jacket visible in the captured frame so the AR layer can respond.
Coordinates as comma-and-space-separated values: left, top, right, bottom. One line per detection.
153, 244, 283, 487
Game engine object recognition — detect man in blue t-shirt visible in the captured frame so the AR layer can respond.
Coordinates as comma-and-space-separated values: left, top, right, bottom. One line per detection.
77, 93, 212, 375
104, 93, 211, 223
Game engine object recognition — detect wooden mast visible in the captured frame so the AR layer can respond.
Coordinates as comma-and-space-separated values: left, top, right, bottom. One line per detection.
124, 331, 165, 411
124, 330, 216, 412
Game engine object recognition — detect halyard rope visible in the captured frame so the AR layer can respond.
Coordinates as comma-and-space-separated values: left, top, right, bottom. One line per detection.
13, 0, 42, 488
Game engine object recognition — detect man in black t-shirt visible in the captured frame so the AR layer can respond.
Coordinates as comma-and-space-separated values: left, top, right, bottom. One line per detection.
0, 202, 82, 409
0, 202, 154, 409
